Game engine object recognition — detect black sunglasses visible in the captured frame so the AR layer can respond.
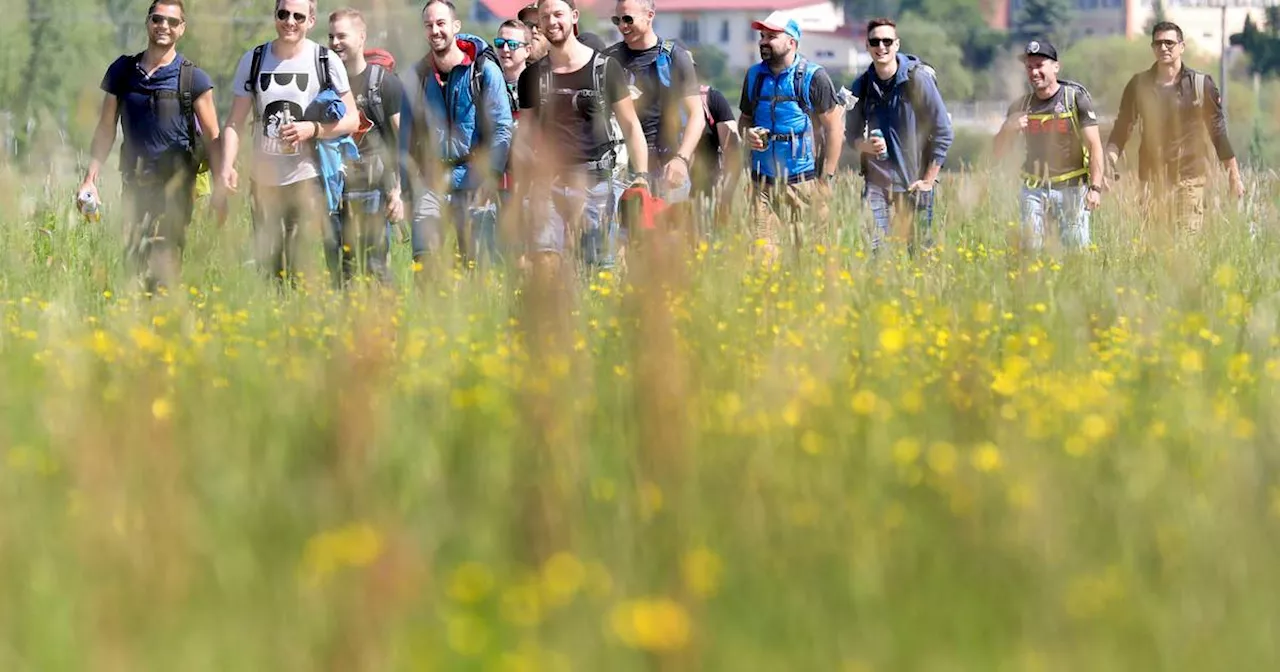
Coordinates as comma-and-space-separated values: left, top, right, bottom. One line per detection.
868, 37, 895, 47
1152, 39, 1179, 48
149, 14, 182, 28
276, 9, 307, 23
611, 15, 635, 26
494, 37, 526, 50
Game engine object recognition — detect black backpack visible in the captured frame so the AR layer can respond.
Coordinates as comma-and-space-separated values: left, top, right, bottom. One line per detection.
126, 54, 208, 174
245, 42, 334, 103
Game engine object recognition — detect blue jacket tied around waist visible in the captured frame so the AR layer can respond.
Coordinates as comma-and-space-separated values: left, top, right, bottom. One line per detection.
399, 34, 514, 194
746, 56, 821, 182
305, 88, 360, 214
847, 53, 953, 192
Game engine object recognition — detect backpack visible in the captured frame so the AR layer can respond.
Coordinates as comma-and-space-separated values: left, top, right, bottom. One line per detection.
1018, 79, 1094, 184
744, 57, 821, 117
362, 48, 396, 138
405, 42, 503, 172
537, 50, 624, 151
852, 58, 937, 116
177, 58, 208, 174
245, 41, 334, 105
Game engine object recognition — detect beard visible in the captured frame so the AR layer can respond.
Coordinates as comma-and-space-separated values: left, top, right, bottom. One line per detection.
431, 37, 452, 55
759, 46, 772, 61
546, 28, 569, 47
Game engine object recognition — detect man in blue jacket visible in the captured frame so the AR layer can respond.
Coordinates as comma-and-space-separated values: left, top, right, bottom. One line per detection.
847, 17, 953, 253
739, 13, 844, 258
401, 0, 514, 272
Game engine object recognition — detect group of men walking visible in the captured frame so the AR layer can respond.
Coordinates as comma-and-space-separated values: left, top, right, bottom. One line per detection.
78, 0, 1244, 293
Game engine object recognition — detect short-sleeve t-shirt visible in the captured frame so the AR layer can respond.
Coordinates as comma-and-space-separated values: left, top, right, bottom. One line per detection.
101, 53, 213, 165
692, 87, 734, 191
517, 52, 630, 166
349, 64, 404, 160
232, 39, 351, 186
609, 41, 699, 155
1007, 83, 1098, 184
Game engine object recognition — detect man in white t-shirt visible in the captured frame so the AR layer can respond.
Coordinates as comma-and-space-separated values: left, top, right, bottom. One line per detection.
219, 0, 358, 285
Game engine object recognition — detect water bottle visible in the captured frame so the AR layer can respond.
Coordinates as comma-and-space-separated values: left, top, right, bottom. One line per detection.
836, 86, 857, 111
77, 190, 100, 222
869, 129, 888, 161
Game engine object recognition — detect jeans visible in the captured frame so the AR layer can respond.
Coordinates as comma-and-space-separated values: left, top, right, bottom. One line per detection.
1019, 184, 1090, 250
330, 189, 392, 285
863, 182, 935, 252
250, 178, 326, 285
411, 190, 501, 268
533, 172, 627, 267
122, 162, 195, 293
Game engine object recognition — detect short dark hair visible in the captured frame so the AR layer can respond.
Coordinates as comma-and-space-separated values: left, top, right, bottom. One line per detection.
866, 17, 896, 35
1151, 21, 1183, 42
537, 0, 577, 10
499, 18, 531, 41
148, 0, 184, 18
423, 0, 457, 17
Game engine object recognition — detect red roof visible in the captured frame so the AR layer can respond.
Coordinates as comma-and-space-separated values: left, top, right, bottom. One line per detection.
477, 0, 534, 19
478, 0, 821, 17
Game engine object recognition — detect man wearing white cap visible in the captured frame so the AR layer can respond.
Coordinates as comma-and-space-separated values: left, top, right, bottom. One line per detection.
739, 12, 843, 256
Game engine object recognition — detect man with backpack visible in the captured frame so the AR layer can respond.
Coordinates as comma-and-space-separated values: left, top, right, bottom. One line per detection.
220, 0, 359, 286
1106, 21, 1243, 235
739, 13, 844, 257
994, 41, 1104, 252
78, 0, 221, 294
847, 17, 953, 253
329, 7, 404, 285
515, 0, 648, 270
400, 0, 513, 272
605, 0, 704, 204
692, 80, 741, 224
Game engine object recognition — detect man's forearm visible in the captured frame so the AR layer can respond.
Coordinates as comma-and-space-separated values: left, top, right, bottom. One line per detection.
221, 126, 241, 173
84, 128, 116, 183
1223, 156, 1240, 176
921, 161, 941, 184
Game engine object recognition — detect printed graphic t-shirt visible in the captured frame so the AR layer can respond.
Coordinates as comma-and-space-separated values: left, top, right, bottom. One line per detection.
233, 39, 350, 186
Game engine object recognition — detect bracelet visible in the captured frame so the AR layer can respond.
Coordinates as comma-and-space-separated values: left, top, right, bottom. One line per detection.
672, 154, 690, 168
312, 121, 322, 139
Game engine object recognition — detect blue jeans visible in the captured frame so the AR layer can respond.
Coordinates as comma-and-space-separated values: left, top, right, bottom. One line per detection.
328, 189, 392, 285
411, 190, 501, 267
1020, 184, 1090, 250
863, 182, 935, 252
533, 173, 627, 267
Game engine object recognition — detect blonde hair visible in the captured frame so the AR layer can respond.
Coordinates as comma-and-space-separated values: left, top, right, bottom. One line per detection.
329, 7, 365, 29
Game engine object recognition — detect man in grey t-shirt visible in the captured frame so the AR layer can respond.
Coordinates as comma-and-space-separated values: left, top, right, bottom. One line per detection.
219, 0, 357, 285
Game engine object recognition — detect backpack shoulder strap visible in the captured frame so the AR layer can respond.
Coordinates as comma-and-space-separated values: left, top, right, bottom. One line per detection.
794, 58, 815, 113
367, 63, 388, 135
247, 43, 267, 95
315, 44, 333, 92
746, 66, 766, 115
1193, 71, 1206, 107
179, 58, 197, 144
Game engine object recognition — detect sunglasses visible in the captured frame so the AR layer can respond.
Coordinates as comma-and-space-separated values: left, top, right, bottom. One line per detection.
276, 9, 307, 23
149, 14, 182, 28
611, 15, 635, 26
868, 37, 895, 47
1152, 39, 1179, 49
494, 37, 527, 51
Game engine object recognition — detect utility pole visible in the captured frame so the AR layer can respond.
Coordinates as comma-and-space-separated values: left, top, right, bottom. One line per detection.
1220, 2, 1229, 113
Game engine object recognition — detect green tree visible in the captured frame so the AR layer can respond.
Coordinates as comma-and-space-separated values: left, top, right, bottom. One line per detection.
897, 12, 974, 101
1232, 9, 1280, 77
1015, 0, 1073, 47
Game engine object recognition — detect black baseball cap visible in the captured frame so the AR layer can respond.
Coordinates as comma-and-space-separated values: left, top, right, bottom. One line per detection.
1021, 40, 1058, 61
518, 4, 538, 24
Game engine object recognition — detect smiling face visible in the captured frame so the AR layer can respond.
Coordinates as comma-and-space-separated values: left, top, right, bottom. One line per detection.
423, 2, 460, 56
328, 16, 365, 65
275, 0, 313, 44
613, 0, 653, 47
1152, 29, 1184, 66
1024, 55, 1058, 92
539, 0, 578, 48
146, 2, 185, 49
758, 29, 793, 65
868, 25, 898, 67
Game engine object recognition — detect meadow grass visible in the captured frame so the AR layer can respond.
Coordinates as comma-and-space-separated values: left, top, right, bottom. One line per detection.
2, 165, 1280, 671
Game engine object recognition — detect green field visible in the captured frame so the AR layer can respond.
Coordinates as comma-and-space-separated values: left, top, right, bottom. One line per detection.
3, 166, 1280, 671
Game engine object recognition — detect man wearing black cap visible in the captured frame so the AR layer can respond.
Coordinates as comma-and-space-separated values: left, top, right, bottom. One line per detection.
1106, 21, 1243, 235
517, 4, 549, 63
994, 40, 1103, 251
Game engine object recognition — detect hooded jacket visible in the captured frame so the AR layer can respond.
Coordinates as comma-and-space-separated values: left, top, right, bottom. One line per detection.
305, 88, 360, 214
847, 53, 953, 192
399, 34, 514, 193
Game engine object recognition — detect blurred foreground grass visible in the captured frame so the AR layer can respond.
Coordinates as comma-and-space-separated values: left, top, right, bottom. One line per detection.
3, 168, 1280, 670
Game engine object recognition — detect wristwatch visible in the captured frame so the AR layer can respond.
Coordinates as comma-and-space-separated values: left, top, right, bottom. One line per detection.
823, 173, 837, 184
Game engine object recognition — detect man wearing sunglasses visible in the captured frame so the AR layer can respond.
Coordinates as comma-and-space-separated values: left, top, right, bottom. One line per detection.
739, 13, 843, 258
606, 0, 703, 205
80, 0, 221, 294
1106, 21, 1243, 235
517, 4, 550, 64
846, 17, 952, 254
222, 0, 358, 286
400, 0, 513, 272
